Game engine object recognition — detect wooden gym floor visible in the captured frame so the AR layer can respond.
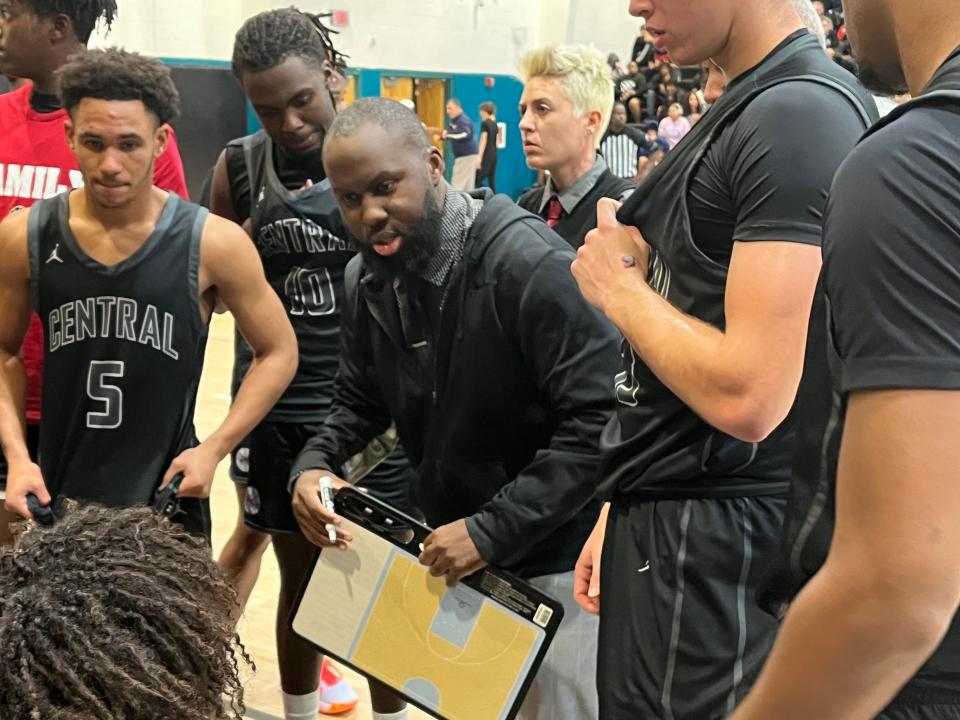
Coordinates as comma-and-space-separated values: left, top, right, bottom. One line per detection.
198, 312, 430, 720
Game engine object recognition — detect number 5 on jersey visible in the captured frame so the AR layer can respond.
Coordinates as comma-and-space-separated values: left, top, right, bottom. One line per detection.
87, 360, 124, 429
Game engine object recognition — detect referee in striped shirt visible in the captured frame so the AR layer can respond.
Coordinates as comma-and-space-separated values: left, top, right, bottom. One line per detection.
600, 101, 646, 184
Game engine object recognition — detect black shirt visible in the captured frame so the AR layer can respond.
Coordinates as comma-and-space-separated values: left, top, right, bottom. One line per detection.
601, 32, 878, 500
687, 78, 869, 264
767, 47, 960, 705
479, 118, 498, 168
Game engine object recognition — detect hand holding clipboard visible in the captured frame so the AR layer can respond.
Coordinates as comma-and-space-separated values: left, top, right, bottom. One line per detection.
291, 488, 565, 720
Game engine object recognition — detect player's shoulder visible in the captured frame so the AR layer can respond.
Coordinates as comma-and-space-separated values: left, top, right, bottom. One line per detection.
0, 84, 30, 115
742, 77, 866, 126
0, 86, 30, 136
200, 209, 247, 240
834, 101, 960, 205
0, 206, 31, 269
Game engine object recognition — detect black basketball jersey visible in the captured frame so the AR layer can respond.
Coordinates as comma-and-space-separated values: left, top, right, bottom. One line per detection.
227, 131, 355, 421
28, 192, 209, 507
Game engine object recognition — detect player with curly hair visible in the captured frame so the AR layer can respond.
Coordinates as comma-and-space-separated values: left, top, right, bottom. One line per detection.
0, 503, 252, 719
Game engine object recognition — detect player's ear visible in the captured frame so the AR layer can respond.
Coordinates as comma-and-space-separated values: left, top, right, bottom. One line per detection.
47, 13, 73, 44
325, 62, 344, 94
63, 117, 76, 153
153, 123, 170, 159
427, 146, 445, 184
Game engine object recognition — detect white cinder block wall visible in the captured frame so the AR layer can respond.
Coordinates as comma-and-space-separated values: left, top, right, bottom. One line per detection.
92, 0, 640, 75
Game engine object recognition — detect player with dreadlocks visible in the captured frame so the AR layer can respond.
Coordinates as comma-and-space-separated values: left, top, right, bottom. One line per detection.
0, 504, 252, 719
0, 0, 189, 546
210, 8, 414, 719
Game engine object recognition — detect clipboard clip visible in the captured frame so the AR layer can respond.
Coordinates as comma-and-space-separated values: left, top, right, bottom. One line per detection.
335, 489, 426, 550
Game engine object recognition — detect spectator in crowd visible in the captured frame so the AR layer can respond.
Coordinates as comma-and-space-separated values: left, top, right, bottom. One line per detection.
476, 101, 499, 191
600, 101, 646, 184
658, 102, 691, 149
632, 26, 657, 67
517, 45, 633, 249
655, 62, 682, 90
441, 98, 478, 191
619, 60, 649, 122
686, 90, 705, 123
607, 52, 626, 79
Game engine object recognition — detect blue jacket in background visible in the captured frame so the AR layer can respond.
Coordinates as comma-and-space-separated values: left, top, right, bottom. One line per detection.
446, 112, 478, 157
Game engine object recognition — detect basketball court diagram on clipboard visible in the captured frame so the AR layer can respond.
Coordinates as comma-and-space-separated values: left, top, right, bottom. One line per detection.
291, 491, 561, 720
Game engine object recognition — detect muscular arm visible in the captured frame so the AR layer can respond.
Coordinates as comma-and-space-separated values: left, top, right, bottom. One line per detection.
165, 215, 297, 494
731, 390, 960, 720
576, 85, 869, 441
202, 215, 296, 455
625, 240, 819, 440
0, 210, 49, 513
575, 203, 821, 441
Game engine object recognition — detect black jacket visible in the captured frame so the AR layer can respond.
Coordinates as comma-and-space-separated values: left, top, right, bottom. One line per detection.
291, 191, 618, 577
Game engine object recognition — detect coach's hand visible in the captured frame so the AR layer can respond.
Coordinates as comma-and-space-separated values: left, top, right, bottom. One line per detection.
574, 503, 610, 615
3, 459, 49, 519
292, 470, 353, 550
420, 519, 487, 587
572, 198, 651, 316
161, 443, 221, 499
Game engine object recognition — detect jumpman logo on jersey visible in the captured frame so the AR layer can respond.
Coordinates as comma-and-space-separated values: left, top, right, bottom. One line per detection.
46, 243, 64, 264
257, 186, 266, 205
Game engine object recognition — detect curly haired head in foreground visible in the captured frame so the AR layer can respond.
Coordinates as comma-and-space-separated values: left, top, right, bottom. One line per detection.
0, 504, 252, 720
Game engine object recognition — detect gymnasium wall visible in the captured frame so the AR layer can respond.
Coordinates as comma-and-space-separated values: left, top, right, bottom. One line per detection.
94, 0, 640, 70
93, 1, 642, 199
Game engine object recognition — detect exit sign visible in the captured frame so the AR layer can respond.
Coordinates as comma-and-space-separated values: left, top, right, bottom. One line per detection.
331, 9, 349, 27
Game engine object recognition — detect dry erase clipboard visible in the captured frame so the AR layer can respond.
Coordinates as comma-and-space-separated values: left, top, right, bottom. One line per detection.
290, 487, 564, 720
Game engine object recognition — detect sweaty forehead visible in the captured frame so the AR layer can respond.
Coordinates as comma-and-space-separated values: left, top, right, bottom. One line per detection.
325, 122, 422, 180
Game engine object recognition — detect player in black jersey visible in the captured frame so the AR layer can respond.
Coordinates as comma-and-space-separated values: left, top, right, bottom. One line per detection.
733, 1, 960, 718
210, 10, 412, 719
0, 50, 296, 538
570, 1, 878, 718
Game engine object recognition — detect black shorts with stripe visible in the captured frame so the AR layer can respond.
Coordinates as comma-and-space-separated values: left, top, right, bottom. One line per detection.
598, 494, 786, 720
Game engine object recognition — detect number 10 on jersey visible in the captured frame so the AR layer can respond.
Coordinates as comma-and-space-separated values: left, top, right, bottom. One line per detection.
284, 267, 336, 317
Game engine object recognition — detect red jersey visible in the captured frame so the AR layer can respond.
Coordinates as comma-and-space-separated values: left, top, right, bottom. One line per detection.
0, 82, 190, 423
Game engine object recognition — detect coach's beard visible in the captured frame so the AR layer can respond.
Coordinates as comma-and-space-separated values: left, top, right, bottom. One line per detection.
359, 190, 444, 281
